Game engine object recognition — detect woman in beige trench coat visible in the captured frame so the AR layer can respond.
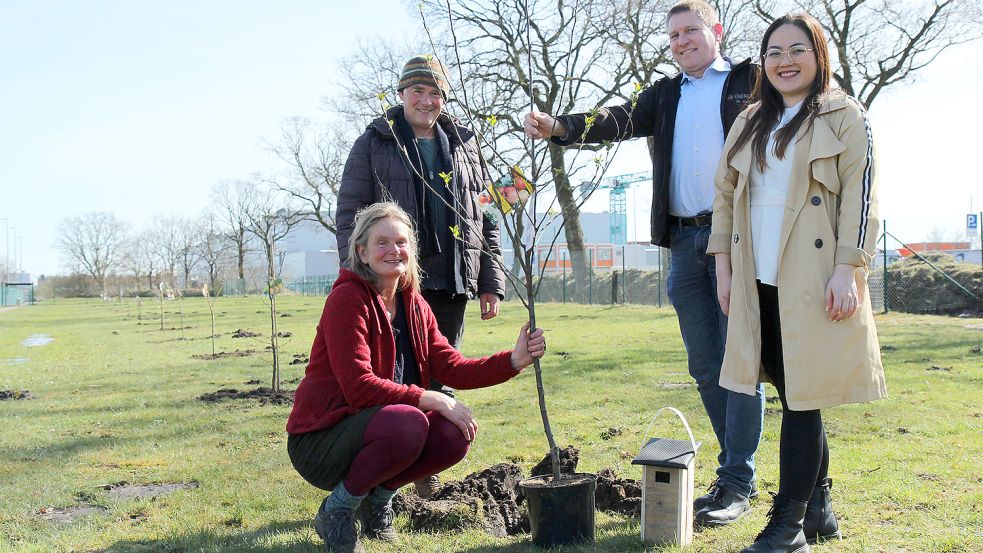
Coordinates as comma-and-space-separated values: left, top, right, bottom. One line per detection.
708, 13, 887, 553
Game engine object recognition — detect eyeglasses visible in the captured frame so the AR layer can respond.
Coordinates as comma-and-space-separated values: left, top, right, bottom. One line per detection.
763, 45, 814, 65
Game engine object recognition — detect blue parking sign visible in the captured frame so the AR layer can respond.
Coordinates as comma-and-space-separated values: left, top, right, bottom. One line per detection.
969, 214, 978, 230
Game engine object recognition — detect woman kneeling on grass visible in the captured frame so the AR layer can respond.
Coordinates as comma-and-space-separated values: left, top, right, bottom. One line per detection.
286, 202, 545, 553
709, 12, 887, 553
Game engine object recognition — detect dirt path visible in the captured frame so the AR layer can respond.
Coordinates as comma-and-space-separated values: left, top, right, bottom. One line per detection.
0, 305, 21, 315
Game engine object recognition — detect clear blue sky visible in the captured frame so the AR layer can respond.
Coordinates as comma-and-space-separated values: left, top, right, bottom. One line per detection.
2, 1, 981, 277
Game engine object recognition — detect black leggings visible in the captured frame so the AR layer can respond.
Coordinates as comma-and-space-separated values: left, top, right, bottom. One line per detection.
758, 282, 829, 502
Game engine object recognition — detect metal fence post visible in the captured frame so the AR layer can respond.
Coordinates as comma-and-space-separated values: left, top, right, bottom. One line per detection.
562, 252, 566, 303
589, 249, 593, 305
621, 245, 626, 304
882, 222, 888, 314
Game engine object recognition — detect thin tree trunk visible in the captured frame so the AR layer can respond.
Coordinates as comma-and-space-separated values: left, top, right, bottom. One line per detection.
525, 249, 561, 482
549, 144, 589, 298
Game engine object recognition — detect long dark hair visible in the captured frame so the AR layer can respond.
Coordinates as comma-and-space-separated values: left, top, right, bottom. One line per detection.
727, 13, 833, 170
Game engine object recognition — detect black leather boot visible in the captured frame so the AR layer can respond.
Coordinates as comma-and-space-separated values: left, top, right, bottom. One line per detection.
739, 494, 810, 553
803, 477, 841, 543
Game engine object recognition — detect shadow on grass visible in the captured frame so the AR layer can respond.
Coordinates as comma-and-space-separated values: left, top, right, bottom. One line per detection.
459, 519, 649, 553
91, 520, 314, 553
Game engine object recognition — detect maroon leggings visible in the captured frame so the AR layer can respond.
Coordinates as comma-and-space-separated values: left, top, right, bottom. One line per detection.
343, 404, 470, 496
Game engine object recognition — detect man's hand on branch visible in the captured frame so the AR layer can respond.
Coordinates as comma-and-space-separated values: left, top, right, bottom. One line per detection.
523, 111, 566, 140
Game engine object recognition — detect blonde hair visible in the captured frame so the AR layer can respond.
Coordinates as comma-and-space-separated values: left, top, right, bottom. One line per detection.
346, 202, 422, 294
667, 0, 720, 27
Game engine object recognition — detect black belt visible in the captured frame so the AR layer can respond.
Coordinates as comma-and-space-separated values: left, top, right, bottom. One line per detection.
669, 213, 713, 228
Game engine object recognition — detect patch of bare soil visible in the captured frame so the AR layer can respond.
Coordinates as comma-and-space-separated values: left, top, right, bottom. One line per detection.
101, 481, 199, 501
658, 382, 691, 390
198, 387, 294, 405
232, 329, 260, 338
393, 446, 642, 537
0, 389, 35, 400
290, 354, 309, 365
191, 349, 258, 360
38, 505, 108, 523
600, 427, 623, 440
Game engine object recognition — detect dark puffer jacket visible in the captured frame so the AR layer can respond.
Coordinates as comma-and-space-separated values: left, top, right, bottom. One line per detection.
336, 106, 505, 299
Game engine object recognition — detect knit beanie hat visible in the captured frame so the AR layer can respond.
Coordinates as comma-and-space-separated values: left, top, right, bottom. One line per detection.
397, 55, 451, 99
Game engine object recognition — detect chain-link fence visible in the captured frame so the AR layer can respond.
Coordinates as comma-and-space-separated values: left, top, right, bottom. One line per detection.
222, 278, 249, 297
1, 283, 34, 306
504, 218, 982, 315
285, 275, 338, 297
877, 228, 982, 315
505, 267, 671, 306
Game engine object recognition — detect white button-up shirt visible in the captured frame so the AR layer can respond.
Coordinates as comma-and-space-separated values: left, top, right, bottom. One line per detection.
669, 56, 731, 217
749, 101, 803, 285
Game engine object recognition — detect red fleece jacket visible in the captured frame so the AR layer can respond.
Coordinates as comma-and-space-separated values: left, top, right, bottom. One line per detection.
286, 270, 520, 435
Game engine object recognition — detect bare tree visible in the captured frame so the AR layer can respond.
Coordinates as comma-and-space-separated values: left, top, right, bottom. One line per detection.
419, 0, 676, 294
56, 212, 129, 295
332, 38, 423, 127
175, 217, 203, 287
146, 215, 183, 285
122, 229, 161, 294
212, 180, 254, 290
265, 117, 352, 236
755, 0, 982, 108
196, 212, 232, 294
242, 181, 306, 393
713, 0, 768, 58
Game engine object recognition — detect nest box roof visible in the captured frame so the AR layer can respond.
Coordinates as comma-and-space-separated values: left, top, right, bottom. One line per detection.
631, 437, 701, 469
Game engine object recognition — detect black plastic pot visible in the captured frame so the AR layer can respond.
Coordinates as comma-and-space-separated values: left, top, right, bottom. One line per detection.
520, 473, 597, 547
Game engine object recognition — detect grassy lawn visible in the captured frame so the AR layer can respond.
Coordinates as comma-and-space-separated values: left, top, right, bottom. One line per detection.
0, 296, 980, 552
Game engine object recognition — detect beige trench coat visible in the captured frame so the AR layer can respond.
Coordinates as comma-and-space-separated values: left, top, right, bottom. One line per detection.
708, 94, 887, 411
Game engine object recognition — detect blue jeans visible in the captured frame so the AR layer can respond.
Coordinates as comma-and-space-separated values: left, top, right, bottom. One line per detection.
667, 224, 765, 495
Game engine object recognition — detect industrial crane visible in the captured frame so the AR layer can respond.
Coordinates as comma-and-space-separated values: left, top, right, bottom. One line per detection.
580, 171, 651, 244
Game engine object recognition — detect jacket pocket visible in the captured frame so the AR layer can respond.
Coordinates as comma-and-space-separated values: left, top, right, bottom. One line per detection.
810, 157, 841, 196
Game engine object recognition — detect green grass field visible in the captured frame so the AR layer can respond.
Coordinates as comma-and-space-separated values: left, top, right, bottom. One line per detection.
0, 297, 980, 552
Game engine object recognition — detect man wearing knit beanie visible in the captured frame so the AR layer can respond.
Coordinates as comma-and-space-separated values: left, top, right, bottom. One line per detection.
397, 55, 451, 99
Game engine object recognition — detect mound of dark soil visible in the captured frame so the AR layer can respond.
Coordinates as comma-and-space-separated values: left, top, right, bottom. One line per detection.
394, 462, 528, 536
594, 468, 642, 517
191, 349, 258, 360
530, 445, 579, 476
232, 329, 260, 338
392, 447, 643, 537
0, 389, 35, 400
198, 387, 294, 405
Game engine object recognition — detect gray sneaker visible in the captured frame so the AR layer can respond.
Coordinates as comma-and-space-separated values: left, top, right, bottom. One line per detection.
313, 499, 364, 553
357, 500, 397, 541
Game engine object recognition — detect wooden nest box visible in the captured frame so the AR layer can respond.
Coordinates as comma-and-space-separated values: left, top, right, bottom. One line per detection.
631, 432, 701, 545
